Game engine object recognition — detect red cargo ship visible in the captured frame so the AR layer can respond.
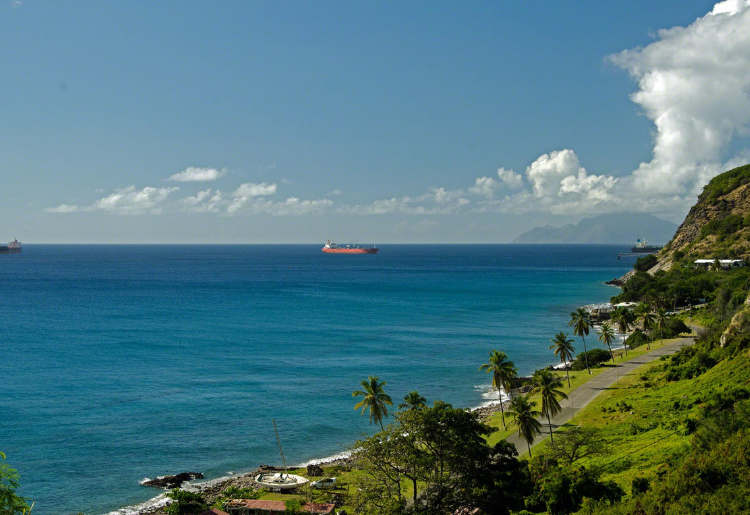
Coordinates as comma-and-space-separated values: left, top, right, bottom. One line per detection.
322, 240, 378, 254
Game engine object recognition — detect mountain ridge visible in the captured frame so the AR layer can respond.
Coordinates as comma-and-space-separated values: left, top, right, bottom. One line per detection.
512, 213, 678, 244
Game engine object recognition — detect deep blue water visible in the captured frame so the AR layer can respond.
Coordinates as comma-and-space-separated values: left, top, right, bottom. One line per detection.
0, 245, 632, 514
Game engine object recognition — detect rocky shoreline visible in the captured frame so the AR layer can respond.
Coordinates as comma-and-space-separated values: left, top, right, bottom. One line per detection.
133, 460, 355, 515
129, 381, 546, 514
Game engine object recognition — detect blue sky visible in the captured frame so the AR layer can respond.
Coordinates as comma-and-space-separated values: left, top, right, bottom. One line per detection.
2, 0, 749, 243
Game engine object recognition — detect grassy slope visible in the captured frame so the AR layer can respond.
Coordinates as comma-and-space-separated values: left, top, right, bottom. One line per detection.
532, 337, 750, 500
484, 341, 670, 448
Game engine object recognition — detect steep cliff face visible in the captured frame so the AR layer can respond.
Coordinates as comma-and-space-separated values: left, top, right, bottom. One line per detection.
659, 163, 750, 264
613, 164, 750, 281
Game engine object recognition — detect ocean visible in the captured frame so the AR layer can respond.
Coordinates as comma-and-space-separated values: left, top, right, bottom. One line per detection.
0, 244, 632, 515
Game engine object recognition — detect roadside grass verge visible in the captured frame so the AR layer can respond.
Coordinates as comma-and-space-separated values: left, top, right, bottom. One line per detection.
526, 343, 750, 496
484, 334, 691, 447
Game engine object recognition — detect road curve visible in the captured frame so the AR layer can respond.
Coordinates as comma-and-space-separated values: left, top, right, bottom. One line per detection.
503, 333, 696, 453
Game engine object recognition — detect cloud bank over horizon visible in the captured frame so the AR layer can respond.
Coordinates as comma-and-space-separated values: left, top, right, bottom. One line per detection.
46, 1, 750, 222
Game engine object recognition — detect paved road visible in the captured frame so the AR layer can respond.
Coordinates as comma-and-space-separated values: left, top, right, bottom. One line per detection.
503, 334, 696, 454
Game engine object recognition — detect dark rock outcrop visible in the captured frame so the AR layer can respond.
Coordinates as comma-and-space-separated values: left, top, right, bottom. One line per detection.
141, 472, 204, 489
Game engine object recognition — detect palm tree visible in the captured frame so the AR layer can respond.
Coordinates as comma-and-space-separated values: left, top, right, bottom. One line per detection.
479, 349, 518, 429
636, 303, 655, 350
598, 322, 616, 362
398, 390, 427, 411
655, 307, 672, 347
569, 307, 592, 374
531, 369, 568, 443
549, 332, 575, 387
507, 395, 542, 456
353, 376, 393, 429
611, 307, 634, 355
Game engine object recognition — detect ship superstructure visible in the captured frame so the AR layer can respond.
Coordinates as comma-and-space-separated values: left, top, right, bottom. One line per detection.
0, 239, 22, 254
631, 238, 661, 253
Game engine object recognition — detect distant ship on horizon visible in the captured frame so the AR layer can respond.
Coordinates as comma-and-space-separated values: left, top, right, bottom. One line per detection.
322, 240, 378, 254
0, 239, 22, 254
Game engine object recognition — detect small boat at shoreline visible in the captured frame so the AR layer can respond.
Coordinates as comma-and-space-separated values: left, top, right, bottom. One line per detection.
255, 472, 309, 491
322, 240, 378, 254
255, 419, 309, 491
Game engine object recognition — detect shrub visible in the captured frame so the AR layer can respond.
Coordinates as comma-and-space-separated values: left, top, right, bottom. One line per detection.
664, 350, 717, 381
571, 348, 611, 370
625, 329, 651, 349
631, 477, 650, 495
634, 254, 658, 272
165, 489, 208, 515
285, 499, 304, 514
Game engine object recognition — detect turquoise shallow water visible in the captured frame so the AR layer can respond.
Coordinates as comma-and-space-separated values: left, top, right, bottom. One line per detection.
0, 244, 632, 514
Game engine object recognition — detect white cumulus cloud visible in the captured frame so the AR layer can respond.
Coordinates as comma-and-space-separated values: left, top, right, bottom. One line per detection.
168, 167, 226, 182
497, 167, 524, 189
45, 204, 81, 213
609, 1, 750, 197
91, 186, 179, 215
179, 189, 224, 213
232, 182, 277, 197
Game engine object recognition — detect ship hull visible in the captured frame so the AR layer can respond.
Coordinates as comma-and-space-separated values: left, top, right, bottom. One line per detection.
323, 247, 378, 254
0, 247, 21, 254
630, 247, 660, 253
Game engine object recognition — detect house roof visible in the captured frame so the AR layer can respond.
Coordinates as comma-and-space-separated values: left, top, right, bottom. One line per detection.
199, 510, 230, 515
225, 499, 335, 514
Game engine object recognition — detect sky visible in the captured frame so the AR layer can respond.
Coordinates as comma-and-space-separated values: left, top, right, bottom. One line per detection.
2, 0, 750, 243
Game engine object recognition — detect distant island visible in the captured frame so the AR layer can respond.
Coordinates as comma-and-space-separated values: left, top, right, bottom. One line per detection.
512, 213, 677, 244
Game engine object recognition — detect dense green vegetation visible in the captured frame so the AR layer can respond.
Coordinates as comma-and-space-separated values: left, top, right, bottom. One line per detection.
697, 162, 750, 205
613, 261, 750, 310
0, 453, 31, 515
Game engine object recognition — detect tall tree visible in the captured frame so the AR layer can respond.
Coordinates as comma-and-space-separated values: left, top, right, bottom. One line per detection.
611, 307, 634, 355
351, 402, 524, 515
531, 369, 568, 443
569, 307, 592, 374
399, 390, 427, 411
479, 349, 518, 429
655, 307, 672, 348
507, 395, 542, 456
549, 332, 575, 387
636, 303, 655, 350
353, 376, 393, 429
598, 322, 617, 362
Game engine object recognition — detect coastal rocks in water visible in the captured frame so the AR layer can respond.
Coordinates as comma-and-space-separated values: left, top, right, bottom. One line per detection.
141, 472, 204, 489
307, 464, 324, 476
606, 269, 637, 287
